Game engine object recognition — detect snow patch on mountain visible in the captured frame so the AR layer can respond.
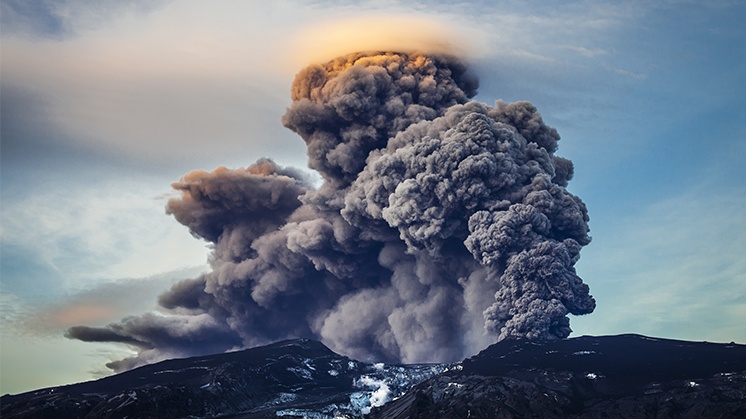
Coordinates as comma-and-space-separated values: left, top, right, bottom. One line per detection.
354, 376, 391, 414
287, 366, 314, 380
348, 362, 453, 414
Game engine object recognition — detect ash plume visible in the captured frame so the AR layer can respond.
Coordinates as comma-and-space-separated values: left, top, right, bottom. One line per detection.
67, 51, 594, 369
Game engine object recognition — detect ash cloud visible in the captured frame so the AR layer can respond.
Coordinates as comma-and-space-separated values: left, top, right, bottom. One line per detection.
68, 51, 594, 370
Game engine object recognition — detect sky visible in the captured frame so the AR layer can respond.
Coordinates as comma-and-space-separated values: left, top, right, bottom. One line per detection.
1, 0, 745, 395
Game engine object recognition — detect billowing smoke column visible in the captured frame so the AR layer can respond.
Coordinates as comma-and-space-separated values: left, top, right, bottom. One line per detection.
67, 52, 595, 370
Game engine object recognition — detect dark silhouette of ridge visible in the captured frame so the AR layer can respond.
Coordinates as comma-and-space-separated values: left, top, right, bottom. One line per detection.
3, 335, 746, 418
371, 334, 746, 418
464, 334, 746, 381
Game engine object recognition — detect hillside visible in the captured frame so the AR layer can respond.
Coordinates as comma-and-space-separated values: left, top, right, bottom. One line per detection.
2, 335, 745, 418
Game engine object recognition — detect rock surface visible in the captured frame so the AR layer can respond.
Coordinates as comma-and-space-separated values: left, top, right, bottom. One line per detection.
2, 335, 745, 418
370, 334, 746, 418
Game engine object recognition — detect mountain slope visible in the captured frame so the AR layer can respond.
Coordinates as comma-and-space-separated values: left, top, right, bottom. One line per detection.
0, 339, 448, 418
370, 334, 746, 418
2, 335, 745, 418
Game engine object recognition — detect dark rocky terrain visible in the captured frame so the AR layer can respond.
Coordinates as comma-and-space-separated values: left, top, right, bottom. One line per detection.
371, 334, 746, 418
2, 335, 745, 418
0, 339, 449, 418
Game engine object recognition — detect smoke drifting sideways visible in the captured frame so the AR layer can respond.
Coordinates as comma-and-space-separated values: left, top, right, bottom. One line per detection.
66, 51, 595, 371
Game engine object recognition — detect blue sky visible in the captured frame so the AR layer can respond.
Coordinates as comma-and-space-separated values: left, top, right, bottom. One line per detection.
1, 0, 744, 394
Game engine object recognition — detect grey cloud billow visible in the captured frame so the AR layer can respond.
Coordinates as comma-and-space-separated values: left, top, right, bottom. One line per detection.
66, 51, 595, 370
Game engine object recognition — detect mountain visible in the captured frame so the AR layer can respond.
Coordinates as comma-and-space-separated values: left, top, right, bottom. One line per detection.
0, 338, 450, 418
2, 335, 745, 418
370, 334, 746, 418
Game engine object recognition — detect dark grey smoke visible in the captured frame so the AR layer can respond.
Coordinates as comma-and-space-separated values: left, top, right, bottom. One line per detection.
67, 51, 594, 369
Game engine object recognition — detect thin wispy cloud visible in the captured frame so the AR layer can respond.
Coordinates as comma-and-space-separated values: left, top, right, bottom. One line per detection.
0, 182, 209, 288
1, 0, 638, 167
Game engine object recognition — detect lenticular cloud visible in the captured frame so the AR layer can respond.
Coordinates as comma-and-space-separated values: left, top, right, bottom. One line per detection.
67, 51, 595, 370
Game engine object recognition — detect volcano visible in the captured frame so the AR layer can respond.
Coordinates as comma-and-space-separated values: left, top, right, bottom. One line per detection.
2, 334, 745, 418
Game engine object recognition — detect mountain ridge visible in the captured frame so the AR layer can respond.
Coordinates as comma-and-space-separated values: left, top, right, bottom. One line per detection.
371, 334, 746, 418
2, 334, 745, 418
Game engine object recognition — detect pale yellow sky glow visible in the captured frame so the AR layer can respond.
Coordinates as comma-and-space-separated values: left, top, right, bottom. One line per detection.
286, 13, 486, 67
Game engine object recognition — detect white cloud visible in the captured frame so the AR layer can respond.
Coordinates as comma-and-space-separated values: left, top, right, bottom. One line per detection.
0, 179, 209, 288
562, 45, 607, 57
1, 0, 641, 168
1, 1, 312, 167
613, 67, 647, 80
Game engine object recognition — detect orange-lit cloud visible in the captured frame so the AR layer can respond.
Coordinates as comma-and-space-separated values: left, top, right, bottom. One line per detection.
46, 305, 116, 327
286, 13, 486, 67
